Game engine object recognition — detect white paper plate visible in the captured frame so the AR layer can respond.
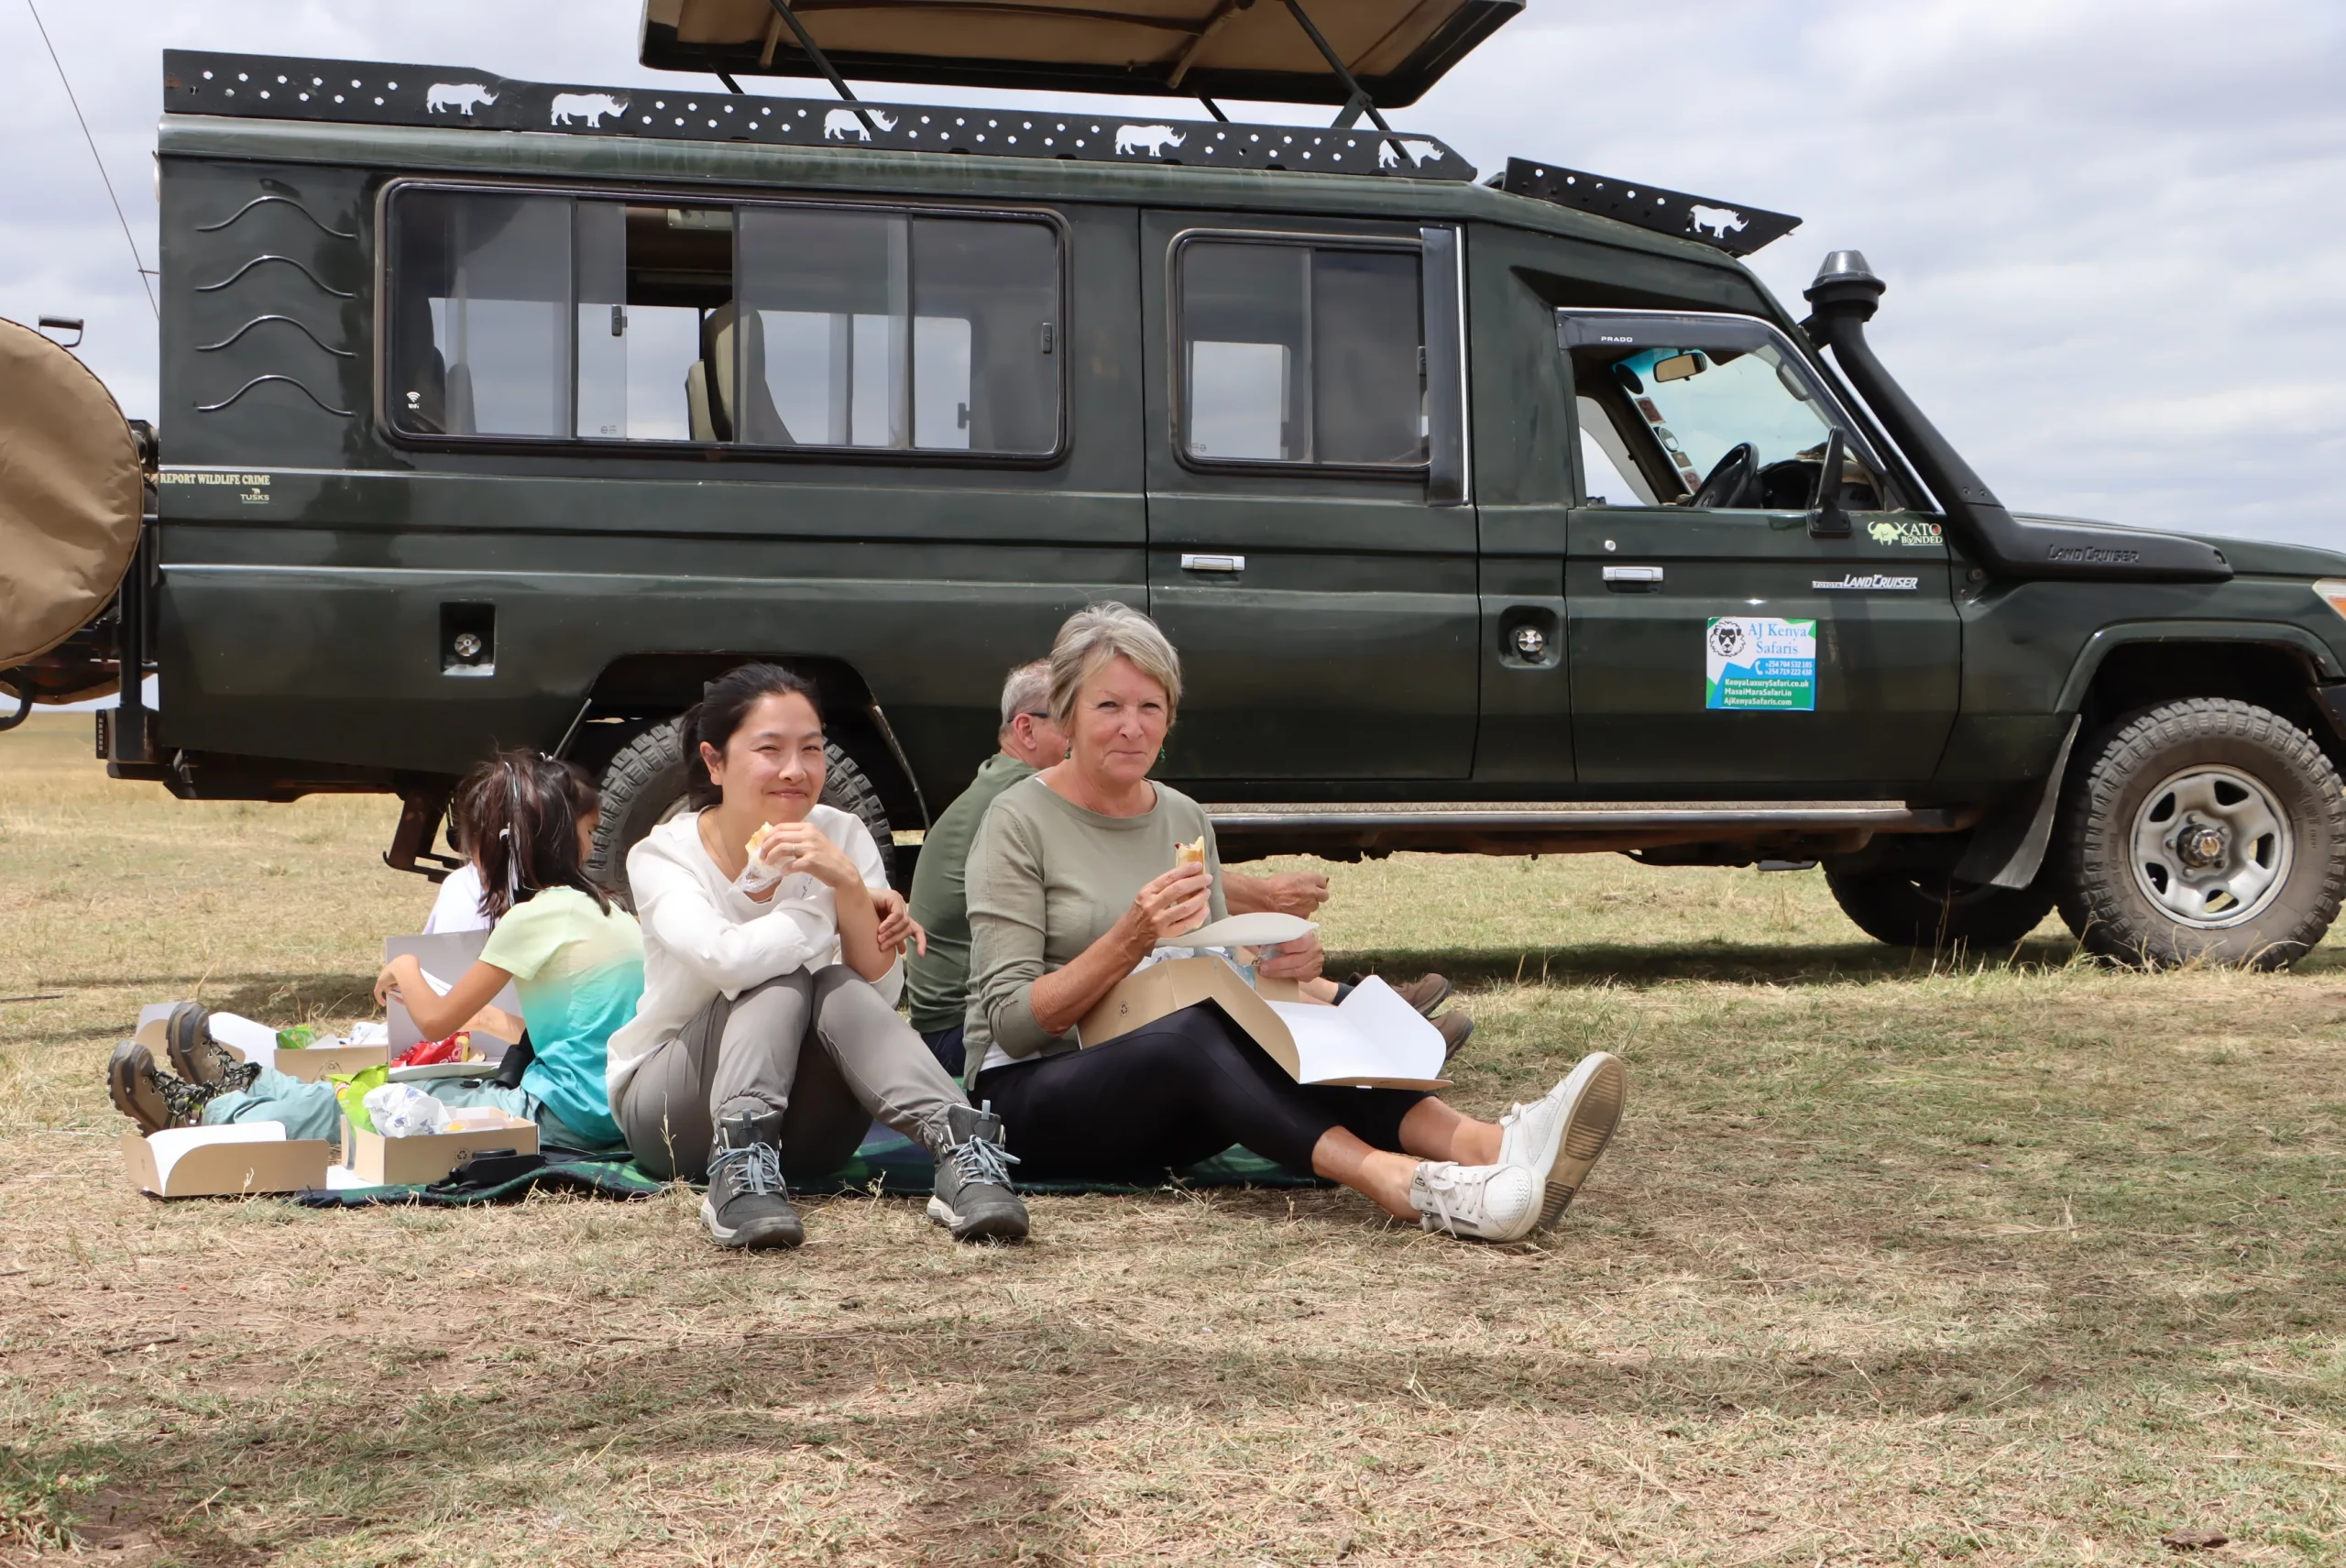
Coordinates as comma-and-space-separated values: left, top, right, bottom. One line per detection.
1181, 912, 1317, 950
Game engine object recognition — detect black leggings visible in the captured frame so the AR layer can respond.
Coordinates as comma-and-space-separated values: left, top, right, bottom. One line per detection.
973, 1003, 1429, 1180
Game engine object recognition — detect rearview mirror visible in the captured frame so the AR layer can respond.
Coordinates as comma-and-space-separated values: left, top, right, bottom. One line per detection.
1652, 351, 1706, 383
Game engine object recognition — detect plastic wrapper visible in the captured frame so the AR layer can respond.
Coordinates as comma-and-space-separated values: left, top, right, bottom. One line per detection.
735, 821, 788, 894
362, 1083, 452, 1138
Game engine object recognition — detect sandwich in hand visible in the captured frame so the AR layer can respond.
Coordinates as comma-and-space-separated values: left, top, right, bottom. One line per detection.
747, 821, 779, 861
1174, 836, 1207, 871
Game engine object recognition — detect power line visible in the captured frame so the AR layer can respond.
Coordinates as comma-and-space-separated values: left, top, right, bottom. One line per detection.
24, 0, 157, 320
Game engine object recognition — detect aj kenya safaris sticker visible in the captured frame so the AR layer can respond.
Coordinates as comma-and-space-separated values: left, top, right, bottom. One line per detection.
1705, 618, 1816, 711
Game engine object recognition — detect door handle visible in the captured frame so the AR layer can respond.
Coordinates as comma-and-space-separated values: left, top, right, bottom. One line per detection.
1179, 553, 1246, 573
1602, 565, 1664, 590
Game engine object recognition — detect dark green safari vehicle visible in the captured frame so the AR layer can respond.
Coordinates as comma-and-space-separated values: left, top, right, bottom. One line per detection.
7, 0, 2346, 967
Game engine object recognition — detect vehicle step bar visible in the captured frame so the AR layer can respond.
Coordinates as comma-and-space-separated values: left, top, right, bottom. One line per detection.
1206, 799, 1980, 860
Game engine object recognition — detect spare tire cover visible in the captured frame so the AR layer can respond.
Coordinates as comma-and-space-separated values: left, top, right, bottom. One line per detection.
0, 316, 141, 669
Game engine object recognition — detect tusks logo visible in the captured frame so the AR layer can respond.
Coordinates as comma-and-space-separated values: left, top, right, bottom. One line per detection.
1814, 574, 1921, 591
1868, 519, 1945, 547
1707, 620, 1748, 660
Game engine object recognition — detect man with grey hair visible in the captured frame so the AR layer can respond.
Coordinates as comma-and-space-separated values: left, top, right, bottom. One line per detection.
907, 660, 1468, 1074
907, 661, 1069, 1072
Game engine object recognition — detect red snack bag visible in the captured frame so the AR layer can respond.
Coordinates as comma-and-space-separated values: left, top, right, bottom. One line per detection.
393, 1030, 471, 1069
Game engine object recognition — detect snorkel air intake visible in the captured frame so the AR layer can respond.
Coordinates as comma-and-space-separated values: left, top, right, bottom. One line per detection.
1803, 251, 2230, 583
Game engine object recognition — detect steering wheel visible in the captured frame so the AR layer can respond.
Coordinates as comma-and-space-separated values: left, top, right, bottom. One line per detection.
1686, 442, 1760, 510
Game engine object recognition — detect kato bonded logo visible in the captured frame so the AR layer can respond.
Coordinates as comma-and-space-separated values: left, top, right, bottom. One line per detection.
1867, 518, 1944, 548
1705, 617, 1816, 711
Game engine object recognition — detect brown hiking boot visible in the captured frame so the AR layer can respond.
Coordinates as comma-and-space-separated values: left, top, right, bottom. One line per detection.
108, 1040, 201, 1135
1435, 1010, 1474, 1062
163, 1001, 238, 1088
1374, 972, 1453, 1018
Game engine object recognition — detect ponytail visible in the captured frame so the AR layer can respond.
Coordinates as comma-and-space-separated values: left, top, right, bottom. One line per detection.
469, 751, 608, 919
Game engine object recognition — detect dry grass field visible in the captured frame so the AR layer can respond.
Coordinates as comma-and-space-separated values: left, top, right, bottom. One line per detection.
5, 710, 2346, 1565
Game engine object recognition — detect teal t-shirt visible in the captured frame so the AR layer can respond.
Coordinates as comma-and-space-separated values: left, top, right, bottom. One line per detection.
478, 887, 643, 1147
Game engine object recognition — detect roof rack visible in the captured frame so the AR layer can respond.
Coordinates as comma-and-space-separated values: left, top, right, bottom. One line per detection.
160, 50, 1476, 181
1498, 159, 1800, 258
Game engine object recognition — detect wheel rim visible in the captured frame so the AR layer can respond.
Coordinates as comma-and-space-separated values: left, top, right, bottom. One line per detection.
2127, 763, 2293, 928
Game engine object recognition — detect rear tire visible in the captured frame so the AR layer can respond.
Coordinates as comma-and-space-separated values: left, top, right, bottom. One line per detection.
586, 718, 893, 908
1825, 868, 2058, 949
2055, 697, 2346, 969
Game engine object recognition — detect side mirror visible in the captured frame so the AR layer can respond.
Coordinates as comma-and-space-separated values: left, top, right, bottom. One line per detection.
1809, 428, 1851, 537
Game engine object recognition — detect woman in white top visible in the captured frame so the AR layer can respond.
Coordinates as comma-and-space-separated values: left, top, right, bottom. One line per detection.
608, 663, 1028, 1250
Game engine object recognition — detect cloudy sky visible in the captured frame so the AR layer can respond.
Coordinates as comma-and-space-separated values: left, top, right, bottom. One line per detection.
3, 0, 2341, 546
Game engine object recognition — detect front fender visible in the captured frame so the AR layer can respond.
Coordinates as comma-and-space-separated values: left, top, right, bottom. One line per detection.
2053, 620, 2340, 715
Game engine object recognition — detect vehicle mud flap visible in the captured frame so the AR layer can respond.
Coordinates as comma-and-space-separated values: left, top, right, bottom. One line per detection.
1954, 716, 2080, 891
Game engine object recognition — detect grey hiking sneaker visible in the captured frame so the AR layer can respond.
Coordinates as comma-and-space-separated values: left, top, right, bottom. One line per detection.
927, 1102, 1029, 1243
702, 1110, 804, 1250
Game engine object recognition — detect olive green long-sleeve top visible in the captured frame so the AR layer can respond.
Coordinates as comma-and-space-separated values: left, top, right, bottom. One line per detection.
904, 752, 1037, 1033
961, 774, 1226, 1081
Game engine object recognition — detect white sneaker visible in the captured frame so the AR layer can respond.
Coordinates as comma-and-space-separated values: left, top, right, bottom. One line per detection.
1500, 1051, 1627, 1231
1409, 1159, 1540, 1243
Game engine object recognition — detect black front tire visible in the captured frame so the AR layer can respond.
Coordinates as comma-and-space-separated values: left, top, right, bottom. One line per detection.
2055, 697, 2345, 969
1825, 868, 2058, 949
586, 718, 893, 907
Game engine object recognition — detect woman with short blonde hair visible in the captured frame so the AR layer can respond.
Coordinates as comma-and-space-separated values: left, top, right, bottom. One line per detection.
1046, 599, 1182, 729
962, 602, 1628, 1242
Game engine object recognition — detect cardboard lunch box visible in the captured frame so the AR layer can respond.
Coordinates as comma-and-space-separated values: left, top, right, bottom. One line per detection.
122, 1126, 332, 1199
1076, 955, 1450, 1091
340, 1113, 539, 1187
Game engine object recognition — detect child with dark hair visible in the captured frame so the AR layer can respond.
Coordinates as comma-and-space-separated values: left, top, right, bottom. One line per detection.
108, 752, 641, 1153
609, 662, 1028, 1248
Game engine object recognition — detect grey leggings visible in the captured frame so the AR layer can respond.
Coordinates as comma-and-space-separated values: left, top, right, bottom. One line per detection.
617, 966, 967, 1182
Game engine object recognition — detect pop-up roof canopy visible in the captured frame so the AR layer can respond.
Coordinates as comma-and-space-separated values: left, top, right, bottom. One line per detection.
640, 0, 1521, 106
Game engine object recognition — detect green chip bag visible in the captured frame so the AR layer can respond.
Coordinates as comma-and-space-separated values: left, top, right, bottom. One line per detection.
276, 1025, 318, 1052
330, 1064, 390, 1135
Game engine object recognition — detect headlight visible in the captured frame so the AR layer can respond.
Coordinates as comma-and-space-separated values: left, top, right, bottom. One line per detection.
2316, 580, 2346, 621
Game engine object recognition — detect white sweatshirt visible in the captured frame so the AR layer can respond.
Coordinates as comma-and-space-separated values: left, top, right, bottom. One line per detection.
606, 806, 900, 1111
422, 862, 492, 934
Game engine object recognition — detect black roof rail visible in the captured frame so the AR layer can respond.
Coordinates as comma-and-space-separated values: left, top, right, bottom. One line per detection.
1497, 159, 1800, 257
159, 50, 1477, 182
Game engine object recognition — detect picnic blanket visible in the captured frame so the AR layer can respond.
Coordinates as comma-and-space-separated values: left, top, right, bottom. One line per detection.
295, 1124, 1320, 1208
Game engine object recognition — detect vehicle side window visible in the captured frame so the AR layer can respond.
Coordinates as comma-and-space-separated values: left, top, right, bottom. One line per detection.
576, 203, 732, 442
1561, 311, 1889, 511
385, 186, 1061, 458
736, 210, 1058, 454
1178, 238, 1425, 469
388, 192, 572, 438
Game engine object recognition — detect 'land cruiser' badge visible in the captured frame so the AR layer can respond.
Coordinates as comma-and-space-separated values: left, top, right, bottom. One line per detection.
1706, 617, 1815, 711
1813, 574, 1920, 591
1867, 518, 1944, 547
